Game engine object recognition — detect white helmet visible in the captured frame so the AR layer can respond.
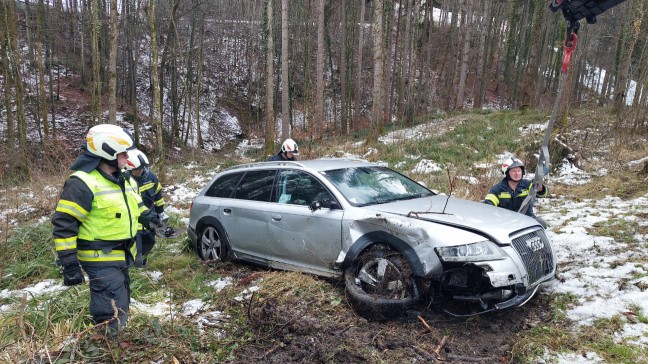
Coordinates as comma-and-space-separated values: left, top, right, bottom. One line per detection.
281, 138, 299, 154
86, 124, 133, 160
501, 157, 525, 176
125, 149, 149, 171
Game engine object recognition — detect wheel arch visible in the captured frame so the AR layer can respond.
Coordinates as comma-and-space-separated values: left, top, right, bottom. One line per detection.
342, 231, 425, 276
196, 215, 224, 234
195, 215, 230, 245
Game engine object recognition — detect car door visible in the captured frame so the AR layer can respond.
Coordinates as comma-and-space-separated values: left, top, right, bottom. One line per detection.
219, 169, 277, 261
267, 169, 344, 276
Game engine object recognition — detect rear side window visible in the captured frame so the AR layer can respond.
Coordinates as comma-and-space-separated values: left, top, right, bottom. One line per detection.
234, 170, 277, 202
205, 172, 244, 198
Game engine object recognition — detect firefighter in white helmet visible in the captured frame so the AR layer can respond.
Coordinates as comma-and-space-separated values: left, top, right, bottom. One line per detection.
52, 124, 153, 337
484, 156, 548, 228
268, 138, 299, 161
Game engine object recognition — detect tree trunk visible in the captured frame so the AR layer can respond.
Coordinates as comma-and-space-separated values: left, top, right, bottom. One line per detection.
108, 0, 117, 124
281, 0, 290, 140
405, 0, 420, 123
315, 0, 325, 137
613, 1, 644, 116
91, 0, 101, 124
264, 0, 276, 156
354, 0, 366, 128
36, 0, 48, 139
1, 1, 15, 159
195, 8, 205, 149
6, 0, 28, 176
368, 0, 385, 143
149, 0, 164, 163
473, 0, 485, 109
455, 0, 472, 110
340, 0, 349, 134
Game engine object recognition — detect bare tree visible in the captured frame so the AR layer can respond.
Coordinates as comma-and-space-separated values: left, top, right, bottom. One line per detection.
108, 0, 117, 123
354, 0, 366, 129
613, 0, 644, 116
91, 0, 101, 124
455, 0, 472, 110
281, 0, 290, 140
264, 0, 276, 156
149, 0, 164, 162
1, 0, 15, 158
6, 0, 28, 175
315, 0, 325, 137
35, 0, 48, 138
368, 0, 385, 143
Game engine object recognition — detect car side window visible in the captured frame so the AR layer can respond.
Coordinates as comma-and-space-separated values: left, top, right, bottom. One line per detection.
205, 172, 243, 198
234, 170, 277, 202
276, 170, 334, 206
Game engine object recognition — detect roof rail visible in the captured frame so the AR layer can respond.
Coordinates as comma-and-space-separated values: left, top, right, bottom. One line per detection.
224, 160, 306, 171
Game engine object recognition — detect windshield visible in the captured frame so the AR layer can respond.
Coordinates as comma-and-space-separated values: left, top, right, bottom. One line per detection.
321, 166, 435, 207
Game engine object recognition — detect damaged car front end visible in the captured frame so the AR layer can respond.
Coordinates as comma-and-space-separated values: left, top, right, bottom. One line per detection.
434, 227, 555, 316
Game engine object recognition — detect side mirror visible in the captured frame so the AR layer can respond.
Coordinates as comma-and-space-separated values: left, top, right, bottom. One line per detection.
309, 197, 341, 211
309, 201, 322, 211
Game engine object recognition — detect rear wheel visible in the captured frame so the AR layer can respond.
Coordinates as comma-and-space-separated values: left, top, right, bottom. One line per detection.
344, 244, 420, 321
197, 225, 230, 261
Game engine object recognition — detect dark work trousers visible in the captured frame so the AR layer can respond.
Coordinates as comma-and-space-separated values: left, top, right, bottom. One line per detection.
82, 263, 130, 335
140, 229, 157, 256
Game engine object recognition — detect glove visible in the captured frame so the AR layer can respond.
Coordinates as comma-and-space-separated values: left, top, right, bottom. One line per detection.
149, 216, 161, 229
62, 263, 84, 286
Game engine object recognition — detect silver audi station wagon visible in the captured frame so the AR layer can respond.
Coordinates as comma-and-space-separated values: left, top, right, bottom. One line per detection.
188, 159, 556, 319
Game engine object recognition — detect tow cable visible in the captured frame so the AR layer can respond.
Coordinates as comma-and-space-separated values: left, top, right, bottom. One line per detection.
518, 20, 579, 215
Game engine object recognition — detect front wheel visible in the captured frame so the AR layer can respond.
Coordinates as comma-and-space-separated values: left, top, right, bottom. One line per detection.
344, 244, 420, 321
197, 225, 230, 262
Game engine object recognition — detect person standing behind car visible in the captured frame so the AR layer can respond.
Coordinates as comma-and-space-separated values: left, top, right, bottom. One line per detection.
52, 124, 151, 337
484, 156, 548, 228
268, 138, 299, 161
125, 149, 165, 267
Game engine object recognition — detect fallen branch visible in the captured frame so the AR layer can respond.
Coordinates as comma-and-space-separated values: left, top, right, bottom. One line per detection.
417, 315, 434, 335
433, 335, 448, 357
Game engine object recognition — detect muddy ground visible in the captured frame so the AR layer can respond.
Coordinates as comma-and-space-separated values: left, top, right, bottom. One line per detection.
217, 266, 551, 364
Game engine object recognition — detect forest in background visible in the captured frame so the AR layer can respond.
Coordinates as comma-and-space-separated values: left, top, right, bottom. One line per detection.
1, 0, 647, 179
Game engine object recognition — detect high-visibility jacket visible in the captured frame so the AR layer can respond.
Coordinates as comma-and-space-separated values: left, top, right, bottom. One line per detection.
53, 169, 147, 264
484, 178, 548, 217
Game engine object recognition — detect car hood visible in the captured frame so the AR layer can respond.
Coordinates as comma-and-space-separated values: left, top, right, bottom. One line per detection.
368, 195, 540, 245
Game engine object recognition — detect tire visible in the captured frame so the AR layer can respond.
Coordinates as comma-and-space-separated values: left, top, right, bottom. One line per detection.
344, 244, 421, 321
197, 224, 230, 262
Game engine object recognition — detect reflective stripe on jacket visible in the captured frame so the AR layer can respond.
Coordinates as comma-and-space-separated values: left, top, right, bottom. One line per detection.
484, 178, 548, 217
71, 170, 142, 242
53, 169, 145, 264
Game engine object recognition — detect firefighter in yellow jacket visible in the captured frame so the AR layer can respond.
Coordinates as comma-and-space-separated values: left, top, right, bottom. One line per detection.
52, 124, 154, 336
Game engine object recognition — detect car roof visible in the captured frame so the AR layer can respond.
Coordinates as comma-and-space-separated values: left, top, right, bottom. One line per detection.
224, 158, 377, 173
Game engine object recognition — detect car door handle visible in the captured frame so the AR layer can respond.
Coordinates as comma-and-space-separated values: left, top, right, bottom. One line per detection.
223, 208, 232, 214
271, 214, 282, 221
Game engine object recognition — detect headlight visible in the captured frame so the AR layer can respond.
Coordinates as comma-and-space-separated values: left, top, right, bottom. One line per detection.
435, 241, 506, 262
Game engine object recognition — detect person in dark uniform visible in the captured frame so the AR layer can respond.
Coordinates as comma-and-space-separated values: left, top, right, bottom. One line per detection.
125, 149, 166, 267
484, 157, 548, 228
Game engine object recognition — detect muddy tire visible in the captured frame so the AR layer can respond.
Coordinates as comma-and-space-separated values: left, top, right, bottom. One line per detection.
344, 244, 420, 321
197, 224, 230, 262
